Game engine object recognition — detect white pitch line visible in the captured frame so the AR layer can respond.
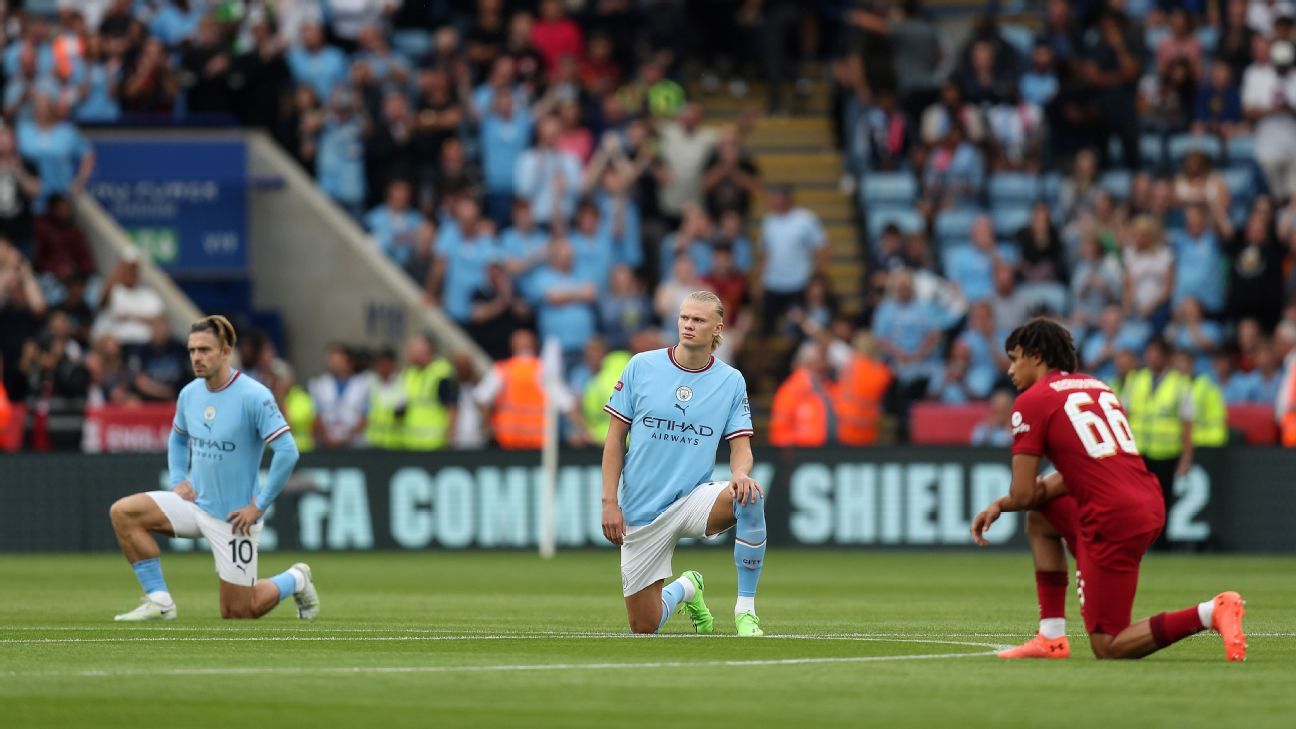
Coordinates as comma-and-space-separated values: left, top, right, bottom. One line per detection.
3, 627, 1293, 638
0, 650, 1000, 679
0, 633, 1004, 648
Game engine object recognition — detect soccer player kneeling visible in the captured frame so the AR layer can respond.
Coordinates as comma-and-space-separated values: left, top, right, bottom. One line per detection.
108, 316, 319, 621
971, 318, 1245, 661
601, 291, 765, 636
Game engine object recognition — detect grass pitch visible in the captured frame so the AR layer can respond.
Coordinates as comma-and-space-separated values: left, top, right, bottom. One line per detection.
0, 550, 1292, 728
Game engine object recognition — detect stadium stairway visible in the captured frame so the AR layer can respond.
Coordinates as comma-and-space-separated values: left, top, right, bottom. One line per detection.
692, 77, 863, 434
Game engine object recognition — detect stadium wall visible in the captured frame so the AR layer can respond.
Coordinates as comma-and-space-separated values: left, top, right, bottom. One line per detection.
81, 129, 489, 380
243, 131, 490, 379
3, 448, 1294, 553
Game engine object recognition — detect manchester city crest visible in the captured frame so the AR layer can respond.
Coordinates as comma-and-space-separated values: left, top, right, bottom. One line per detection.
675, 386, 693, 403
204, 406, 217, 422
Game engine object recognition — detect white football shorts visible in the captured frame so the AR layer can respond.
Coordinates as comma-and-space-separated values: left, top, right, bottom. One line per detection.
147, 491, 262, 587
620, 480, 731, 597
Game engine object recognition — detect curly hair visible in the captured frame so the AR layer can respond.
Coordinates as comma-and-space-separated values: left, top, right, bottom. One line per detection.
1004, 317, 1078, 372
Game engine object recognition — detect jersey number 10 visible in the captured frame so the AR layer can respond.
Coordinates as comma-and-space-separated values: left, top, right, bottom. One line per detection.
1063, 392, 1140, 459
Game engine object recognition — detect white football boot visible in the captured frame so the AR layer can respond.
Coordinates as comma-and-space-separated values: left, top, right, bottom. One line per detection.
292, 562, 320, 620
114, 596, 177, 622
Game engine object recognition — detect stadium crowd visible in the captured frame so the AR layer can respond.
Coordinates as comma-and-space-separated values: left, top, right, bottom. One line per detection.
5, 1, 1296, 451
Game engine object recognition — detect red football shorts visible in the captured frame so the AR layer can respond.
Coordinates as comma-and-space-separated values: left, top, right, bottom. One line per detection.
1038, 495, 1079, 558
1038, 496, 1161, 635
1075, 528, 1160, 635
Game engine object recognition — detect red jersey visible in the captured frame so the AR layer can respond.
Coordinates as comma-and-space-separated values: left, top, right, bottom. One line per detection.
1011, 371, 1165, 543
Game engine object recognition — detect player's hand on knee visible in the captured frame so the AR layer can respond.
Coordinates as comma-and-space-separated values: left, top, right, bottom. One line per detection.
173, 481, 196, 502
970, 503, 1002, 547
601, 503, 625, 546
225, 503, 264, 536
730, 476, 763, 505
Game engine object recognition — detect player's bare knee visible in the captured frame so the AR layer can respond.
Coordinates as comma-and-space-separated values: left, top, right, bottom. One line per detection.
109, 498, 136, 529
1089, 636, 1119, 660
628, 617, 658, 634
1025, 510, 1048, 536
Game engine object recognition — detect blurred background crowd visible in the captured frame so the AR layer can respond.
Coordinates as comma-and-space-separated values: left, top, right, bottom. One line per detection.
3, 0, 1296, 455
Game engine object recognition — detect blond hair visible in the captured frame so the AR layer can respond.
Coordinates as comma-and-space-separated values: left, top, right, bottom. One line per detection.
190, 315, 238, 350
685, 290, 725, 352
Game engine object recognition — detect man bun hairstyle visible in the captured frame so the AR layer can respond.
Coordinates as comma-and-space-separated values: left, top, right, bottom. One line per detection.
1004, 317, 1078, 372
190, 315, 237, 350
685, 290, 725, 352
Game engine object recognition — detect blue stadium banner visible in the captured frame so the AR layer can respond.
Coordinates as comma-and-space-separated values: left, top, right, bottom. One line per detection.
87, 140, 247, 275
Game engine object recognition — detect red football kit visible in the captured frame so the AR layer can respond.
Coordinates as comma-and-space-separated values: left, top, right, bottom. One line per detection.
1011, 371, 1166, 634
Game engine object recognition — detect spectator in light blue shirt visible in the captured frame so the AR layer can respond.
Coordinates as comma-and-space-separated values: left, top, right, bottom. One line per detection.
500, 198, 549, 293
759, 185, 827, 333
923, 125, 984, 209
1222, 342, 1284, 404
471, 56, 530, 119
3, 37, 54, 80
945, 215, 999, 303
927, 340, 979, 404
150, 1, 204, 47
287, 23, 349, 103
1083, 305, 1151, 382
659, 205, 716, 282
479, 92, 535, 227
591, 164, 644, 270
514, 115, 582, 226
970, 391, 1016, 447
1170, 204, 1225, 313
364, 180, 426, 266
351, 25, 411, 90
527, 238, 598, 356
438, 198, 501, 323
957, 301, 1006, 399
569, 199, 614, 291
1019, 42, 1059, 108
600, 264, 652, 351
872, 269, 944, 386
74, 34, 122, 123
1165, 297, 1222, 376
16, 92, 94, 212
314, 92, 367, 218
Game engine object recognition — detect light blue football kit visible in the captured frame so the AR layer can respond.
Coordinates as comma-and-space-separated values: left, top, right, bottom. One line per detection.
604, 348, 765, 631
604, 348, 753, 526
130, 369, 302, 604
170, 369, 295, 516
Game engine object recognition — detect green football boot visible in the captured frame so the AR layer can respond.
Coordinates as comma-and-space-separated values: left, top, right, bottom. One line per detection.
735, 611, 764, 637
678, 571, 714, 634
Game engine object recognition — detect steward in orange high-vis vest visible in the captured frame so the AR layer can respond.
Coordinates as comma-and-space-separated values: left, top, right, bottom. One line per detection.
834, 333, 892, 445
770, 343, 838, 447
481, 330, 585, 449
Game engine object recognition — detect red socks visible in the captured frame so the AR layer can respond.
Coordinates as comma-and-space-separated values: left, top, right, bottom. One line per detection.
1149, 607, 1206, 648
1036, 570, 1068, 620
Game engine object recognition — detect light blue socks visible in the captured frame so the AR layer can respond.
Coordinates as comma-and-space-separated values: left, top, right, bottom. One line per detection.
733, 496, 767, 613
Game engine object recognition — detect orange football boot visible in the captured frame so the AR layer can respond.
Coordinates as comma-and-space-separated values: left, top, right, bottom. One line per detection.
1211, 591, 1247, 662
996, 633, 1070, 659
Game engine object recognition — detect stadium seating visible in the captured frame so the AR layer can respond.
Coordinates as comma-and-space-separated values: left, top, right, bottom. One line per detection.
1227, 136, 1256, 166
991, 206, 1031, 239
1169, 133, 1224, 163
934, 208, 984, 246
988, 172, 1039, 208
1099, 169, 1133, 200
866, 208, 924, 250
861, 172, 918, 211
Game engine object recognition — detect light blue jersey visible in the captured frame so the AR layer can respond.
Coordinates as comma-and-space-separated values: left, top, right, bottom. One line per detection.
172, 370, 292, 519
604, 349, 753, 526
